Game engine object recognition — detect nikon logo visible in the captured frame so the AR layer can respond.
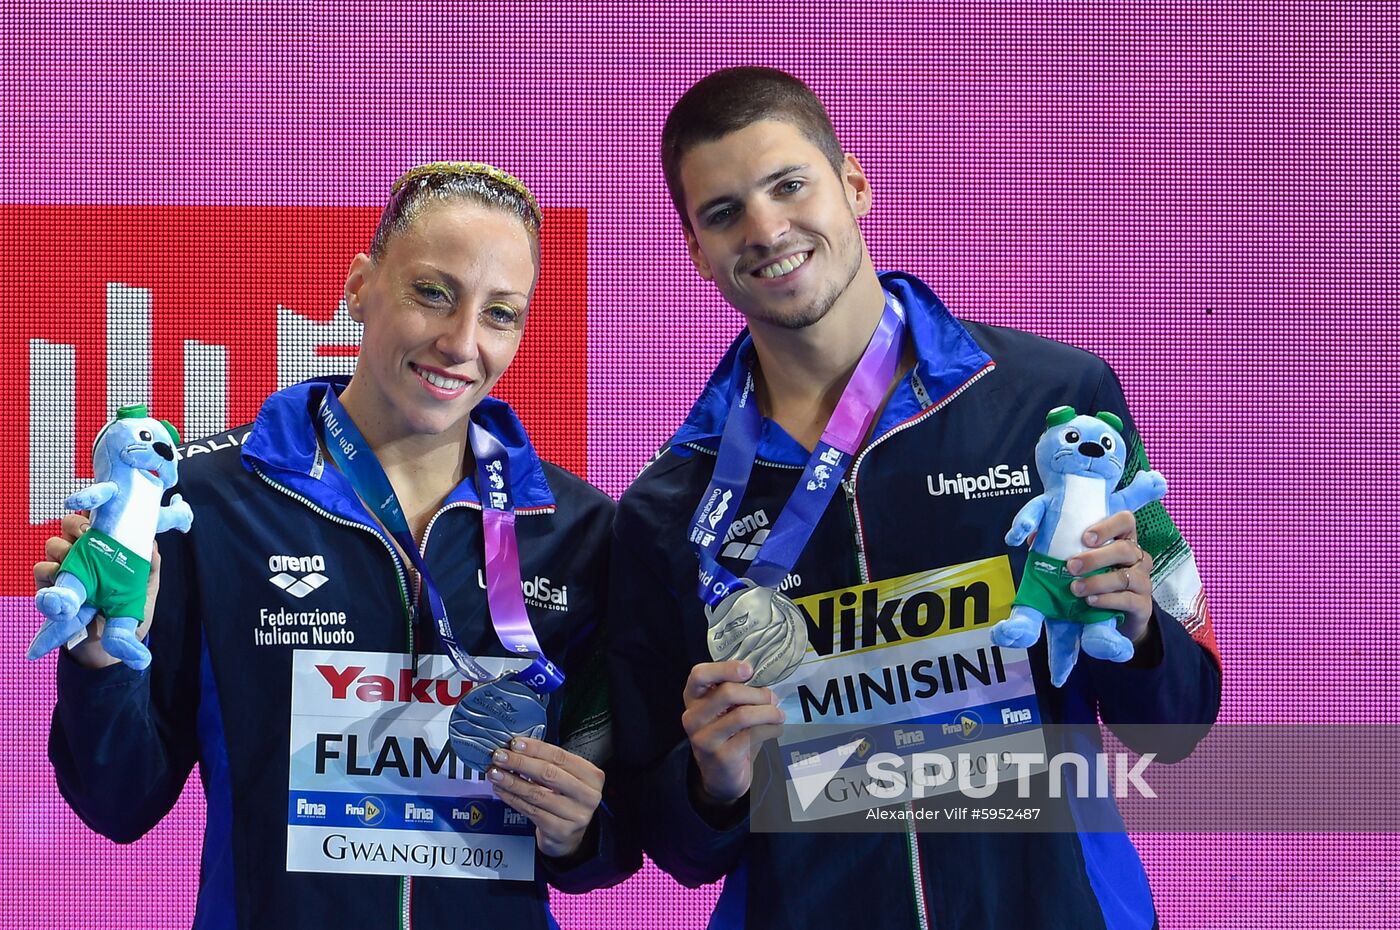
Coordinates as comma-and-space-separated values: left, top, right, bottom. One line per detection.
927, 464, 1031, 500
798, 581, 991, 657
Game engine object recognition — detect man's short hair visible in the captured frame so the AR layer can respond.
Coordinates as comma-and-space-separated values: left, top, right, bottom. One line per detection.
661, 67, 845, 229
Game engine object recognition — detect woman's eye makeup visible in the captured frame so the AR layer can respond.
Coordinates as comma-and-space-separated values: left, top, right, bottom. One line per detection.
415, 282, 452, 302
485, 303, 522, 325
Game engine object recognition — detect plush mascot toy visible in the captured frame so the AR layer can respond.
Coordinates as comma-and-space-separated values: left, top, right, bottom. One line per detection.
27, 404, 193, 670
990, 406, 1166, 687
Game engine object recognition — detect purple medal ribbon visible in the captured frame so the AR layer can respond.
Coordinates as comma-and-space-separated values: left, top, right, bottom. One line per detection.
691, 294, 906, 605
467, 423, 563, 692
319, 389, 563, 694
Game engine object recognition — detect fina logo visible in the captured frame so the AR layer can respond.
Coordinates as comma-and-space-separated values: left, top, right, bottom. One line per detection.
268, 553, 329, 598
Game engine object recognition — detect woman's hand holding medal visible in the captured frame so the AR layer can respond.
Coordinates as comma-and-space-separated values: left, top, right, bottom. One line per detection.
486, 737, 605, 858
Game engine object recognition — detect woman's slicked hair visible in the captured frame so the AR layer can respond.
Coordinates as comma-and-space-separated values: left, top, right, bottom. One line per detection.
369, 162, 542, 260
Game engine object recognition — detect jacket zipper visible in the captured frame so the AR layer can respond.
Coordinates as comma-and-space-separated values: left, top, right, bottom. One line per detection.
255, 467, 419, 930
678, 442, 804, 470
846, 363, 994, 580
254, 467, 414, 619
842, 362, 994, 930
841, 477, 930, 930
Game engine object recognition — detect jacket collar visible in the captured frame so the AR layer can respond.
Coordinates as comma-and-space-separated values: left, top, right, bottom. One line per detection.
241, 376, 556, 512
669, 271, 994, 465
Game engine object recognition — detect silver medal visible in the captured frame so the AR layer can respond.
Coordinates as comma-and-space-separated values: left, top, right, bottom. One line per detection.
705, 580, 809, 688
448, 676, 548, 774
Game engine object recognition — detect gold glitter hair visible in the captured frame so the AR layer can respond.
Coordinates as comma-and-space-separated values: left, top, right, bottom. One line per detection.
370, 161, 542, 259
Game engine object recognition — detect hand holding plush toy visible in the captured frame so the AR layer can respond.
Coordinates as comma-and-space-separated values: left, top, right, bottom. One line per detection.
28, 404, 193, 670
990, 406, 1166, 687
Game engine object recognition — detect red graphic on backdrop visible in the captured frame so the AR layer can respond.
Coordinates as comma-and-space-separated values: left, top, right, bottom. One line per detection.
0, 205, 587, 593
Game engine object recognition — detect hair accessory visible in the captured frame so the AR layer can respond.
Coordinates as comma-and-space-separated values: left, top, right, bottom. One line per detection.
391, 162, 542, 227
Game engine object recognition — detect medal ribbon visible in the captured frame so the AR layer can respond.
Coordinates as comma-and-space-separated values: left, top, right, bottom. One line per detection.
689, 295, 906, 606
318, 389, 563, 694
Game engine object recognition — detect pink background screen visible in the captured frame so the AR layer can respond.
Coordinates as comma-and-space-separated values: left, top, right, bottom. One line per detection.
3, 2, 1395, 927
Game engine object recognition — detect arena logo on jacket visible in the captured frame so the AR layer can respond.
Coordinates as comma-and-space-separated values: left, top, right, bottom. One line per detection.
255, 551, 356, 648
773, 555, 1047, 822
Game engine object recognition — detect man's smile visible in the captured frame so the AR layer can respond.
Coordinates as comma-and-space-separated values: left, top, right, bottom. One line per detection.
751, 250, 812, 280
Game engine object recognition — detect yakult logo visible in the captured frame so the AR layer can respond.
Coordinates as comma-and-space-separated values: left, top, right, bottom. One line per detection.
927, 464, 1032, 500
316, 664, 470, 706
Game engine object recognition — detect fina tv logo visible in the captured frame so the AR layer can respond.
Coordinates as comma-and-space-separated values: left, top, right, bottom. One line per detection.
346, 796, 385, 827
28, 281, 360, 525
941, 710, 983, 740
453, 802, 487, 829
268, 553, 330, 598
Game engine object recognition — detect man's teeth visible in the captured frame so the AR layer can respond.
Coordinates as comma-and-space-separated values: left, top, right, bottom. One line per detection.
417, 366, 467, 390
756, 252, 810, 279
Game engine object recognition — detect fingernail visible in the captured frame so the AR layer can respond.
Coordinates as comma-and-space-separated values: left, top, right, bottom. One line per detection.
489, 768, 504, 782
1087, 595, 1100, 605
739, 662, 753, 679
1083, 532, 1098, 546
1067, 560, 1083, 575
511, 739, 526, 752
1071, 581, 1085, 596
492, 749, 508, 764
78, 523, 90, 536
